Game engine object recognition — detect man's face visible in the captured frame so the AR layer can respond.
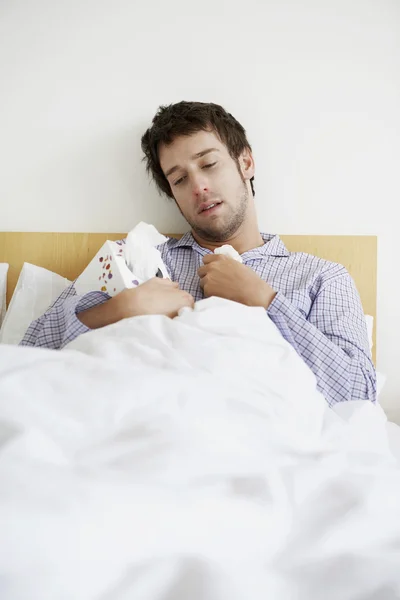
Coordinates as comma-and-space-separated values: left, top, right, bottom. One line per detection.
159, 130, 254, 242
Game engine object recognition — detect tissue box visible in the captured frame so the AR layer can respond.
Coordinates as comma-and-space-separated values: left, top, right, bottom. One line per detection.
74, 240, 139, 297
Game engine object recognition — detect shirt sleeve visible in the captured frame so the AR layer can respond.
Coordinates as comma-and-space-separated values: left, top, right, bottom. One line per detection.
266, 269, 376, 406
20, 283, 110, 350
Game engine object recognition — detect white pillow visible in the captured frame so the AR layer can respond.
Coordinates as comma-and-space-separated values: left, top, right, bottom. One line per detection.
0, 263, 9, 326
376, 372, 387, 397
364, 314, 386, 398
364, 314, 374, 351
0, 263, 70, 345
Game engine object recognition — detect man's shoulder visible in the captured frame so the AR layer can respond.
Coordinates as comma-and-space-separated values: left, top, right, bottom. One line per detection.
287, 248, 349, 284
261, 233, 348, 279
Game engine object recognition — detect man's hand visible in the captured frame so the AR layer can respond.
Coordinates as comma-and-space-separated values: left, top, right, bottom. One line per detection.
113, 277, 194, 319
198, 254, 276, 309
78, 278, 194, 329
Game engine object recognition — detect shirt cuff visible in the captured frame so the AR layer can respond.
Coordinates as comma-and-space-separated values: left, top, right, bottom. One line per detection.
267, 291, 298, 319
61, 313, 91, 348
60, 291, 110, 348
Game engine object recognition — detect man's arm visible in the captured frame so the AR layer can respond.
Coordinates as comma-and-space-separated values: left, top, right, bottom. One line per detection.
20, 283, 110, 349
266, 270, 376, 406
20, 279, 195, 350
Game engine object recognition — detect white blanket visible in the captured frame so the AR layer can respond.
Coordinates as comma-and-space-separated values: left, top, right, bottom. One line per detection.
0, 298, 399, 600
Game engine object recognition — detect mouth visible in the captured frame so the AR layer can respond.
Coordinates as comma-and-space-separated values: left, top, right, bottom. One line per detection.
198, 201, 223, 215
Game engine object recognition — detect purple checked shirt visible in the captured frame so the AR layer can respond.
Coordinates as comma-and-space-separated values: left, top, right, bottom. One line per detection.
20, 232, 376, 407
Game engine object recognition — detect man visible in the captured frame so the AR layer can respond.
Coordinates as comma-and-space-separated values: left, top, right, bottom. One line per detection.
21, 101, 376, 406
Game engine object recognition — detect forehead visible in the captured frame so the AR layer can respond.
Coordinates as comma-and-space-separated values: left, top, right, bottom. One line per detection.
158, 130, 226, 172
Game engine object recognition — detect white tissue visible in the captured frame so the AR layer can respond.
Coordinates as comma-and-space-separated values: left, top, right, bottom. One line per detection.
214, 244, 243, 263
124, 222, 170, 281
74, 222, 171, 298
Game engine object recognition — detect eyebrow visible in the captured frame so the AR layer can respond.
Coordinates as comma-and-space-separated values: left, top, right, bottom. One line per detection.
164, 148, 219, 179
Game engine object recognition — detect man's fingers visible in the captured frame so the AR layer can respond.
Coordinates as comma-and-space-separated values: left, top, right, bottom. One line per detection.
158, 278, 179, 287
183, 293, 195, 307
197, 265, 207, 278
202, 254, 223, 265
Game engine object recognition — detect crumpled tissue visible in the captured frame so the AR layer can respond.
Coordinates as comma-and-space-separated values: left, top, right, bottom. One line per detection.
214, 245, 243, 263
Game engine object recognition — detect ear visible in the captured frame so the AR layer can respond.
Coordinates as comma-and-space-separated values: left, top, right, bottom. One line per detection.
238, 147, 255, 181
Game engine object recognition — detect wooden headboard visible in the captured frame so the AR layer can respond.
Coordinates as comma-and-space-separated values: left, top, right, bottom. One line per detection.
0, 232, 377, 360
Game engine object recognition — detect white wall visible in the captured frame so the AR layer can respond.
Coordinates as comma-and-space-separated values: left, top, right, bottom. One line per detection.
1, 0, 399, 414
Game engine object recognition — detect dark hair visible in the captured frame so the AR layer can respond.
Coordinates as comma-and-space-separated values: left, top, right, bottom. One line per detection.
141, 101, 255, 199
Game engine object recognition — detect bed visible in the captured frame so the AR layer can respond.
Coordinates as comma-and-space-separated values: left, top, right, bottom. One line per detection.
2, 231, 399, 600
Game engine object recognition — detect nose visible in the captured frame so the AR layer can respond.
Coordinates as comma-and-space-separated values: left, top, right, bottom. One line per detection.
191, 172, 209, 198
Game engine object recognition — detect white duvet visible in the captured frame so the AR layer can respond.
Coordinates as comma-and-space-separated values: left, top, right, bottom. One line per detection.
0, 297, 400, 600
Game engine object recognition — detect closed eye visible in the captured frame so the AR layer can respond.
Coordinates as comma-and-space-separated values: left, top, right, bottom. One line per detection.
173, 162, 217, 186
174, 175, 186, 186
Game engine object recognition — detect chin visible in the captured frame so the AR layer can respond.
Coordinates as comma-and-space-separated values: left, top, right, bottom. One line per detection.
192, 225, 232, 243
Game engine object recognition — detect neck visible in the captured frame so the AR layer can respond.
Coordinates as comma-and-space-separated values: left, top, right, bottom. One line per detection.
192, 219, 264, 255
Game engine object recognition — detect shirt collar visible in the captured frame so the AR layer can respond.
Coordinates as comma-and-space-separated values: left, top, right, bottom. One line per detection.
170, 231, 290, 258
